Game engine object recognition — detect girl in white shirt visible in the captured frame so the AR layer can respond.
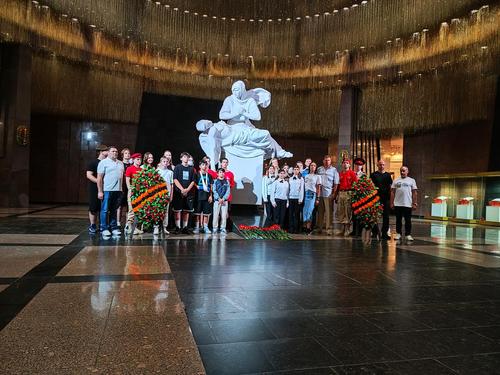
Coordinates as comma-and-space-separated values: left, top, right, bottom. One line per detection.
262, 165, 277, 227
288, 166, 305, 233
157, 157, 174, 235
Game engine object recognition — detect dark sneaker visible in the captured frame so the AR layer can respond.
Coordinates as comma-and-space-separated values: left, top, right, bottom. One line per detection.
182, 227, 193, 235
88, 224, 97, 234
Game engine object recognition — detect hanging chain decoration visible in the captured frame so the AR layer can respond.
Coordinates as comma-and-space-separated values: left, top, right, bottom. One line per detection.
0, 0, 498, 136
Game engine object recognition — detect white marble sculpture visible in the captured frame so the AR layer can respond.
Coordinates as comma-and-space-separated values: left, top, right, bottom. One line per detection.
196, 80, 293, 170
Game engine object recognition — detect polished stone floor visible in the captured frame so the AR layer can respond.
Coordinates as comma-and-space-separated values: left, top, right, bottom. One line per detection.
0, 205, 500, 374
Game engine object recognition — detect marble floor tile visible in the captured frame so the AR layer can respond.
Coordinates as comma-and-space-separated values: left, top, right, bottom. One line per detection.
109, 281, 183, 314
398, 245, 500, 268
96, 280, 205, 374
0, 234, 77, 245
19, 213, 89, 219
0, 206, 52, 214
437, 352, 500, 374
316, 334, 402, 365
58, 245, 170, 276
371, 328, 500, 359
360, 311, 432, 332
0, 321, 104, 373
259, 337, 340, 370
0, 283, 112, 373
210, 318, 276, 343
0, 246, 61, 277
262, 316, 331, 339
4, 283, 114, 323
96, 314, 205, 374
199, 341, 274, 375
334, 359, 456, 374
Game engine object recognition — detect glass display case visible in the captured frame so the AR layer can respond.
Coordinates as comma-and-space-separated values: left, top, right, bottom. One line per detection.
426, 173, 500, 223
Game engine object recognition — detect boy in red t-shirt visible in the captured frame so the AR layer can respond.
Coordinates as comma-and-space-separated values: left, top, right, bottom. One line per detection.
220, 158, 235, 201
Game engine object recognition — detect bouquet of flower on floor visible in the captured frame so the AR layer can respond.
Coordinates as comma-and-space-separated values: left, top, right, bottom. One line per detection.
351, 174, 382, 229
131, 165, 170, 230
238, 224, 292, 240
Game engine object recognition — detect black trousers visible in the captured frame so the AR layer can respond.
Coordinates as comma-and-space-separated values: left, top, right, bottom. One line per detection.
288, 199, 300, 233
264, 196, 274, 227
395, 206, 412, 235
273, 199, 288, 228
373, 198, 391, 236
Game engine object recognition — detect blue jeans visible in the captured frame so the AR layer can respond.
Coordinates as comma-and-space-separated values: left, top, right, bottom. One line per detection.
100, 191, 122, 231
303, 191, 316, 222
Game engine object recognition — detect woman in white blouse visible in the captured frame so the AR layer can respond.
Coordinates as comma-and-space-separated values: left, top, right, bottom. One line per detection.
302, 162, 322, 234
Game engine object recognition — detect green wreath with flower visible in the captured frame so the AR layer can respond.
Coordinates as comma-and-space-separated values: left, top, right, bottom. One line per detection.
130, 166, 170, 230
351, 174, 383, 229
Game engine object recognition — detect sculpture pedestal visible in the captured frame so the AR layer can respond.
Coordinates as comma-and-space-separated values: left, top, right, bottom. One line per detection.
431, 203, 447, 218
226, 153, 263, 205
486, 206, 500, 222
456, 204, 474, 220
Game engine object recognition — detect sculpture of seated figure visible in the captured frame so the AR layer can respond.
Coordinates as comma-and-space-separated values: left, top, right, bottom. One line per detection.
197, 80, 293, 169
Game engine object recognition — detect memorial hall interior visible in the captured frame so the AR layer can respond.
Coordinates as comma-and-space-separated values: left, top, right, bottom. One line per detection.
0, 1, 500, 374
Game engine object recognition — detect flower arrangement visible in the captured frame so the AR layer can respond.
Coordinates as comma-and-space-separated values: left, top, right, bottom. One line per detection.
131, 165, 170, 230
238, 224, 292, 240
458, 197, 474, 205
432, 195, 448, 204
489, 199, 500, 207
351, 174, 383, 229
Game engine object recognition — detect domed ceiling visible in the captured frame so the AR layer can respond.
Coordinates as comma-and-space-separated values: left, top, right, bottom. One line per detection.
0, 0, 498, 135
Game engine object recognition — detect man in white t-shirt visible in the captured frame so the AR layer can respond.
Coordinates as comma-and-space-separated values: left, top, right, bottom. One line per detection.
390, 165, 418, 241
316, 155, 339, 235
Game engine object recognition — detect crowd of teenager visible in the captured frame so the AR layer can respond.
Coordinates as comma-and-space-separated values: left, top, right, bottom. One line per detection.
87, 146, 418, 240
86, 145, 235, 237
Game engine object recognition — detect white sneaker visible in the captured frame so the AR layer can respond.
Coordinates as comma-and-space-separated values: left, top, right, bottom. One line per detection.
163, 227, 170, 235
112, 229, 121, 236
220, 228, 227, 235
393, 233, 401, 240
406, 235, 414, 241
153, 225, 159, 235
193, 228, 200, 234
212, 228, 218, 234
133, 227, 143, 235
102, 229, 112, 236
124, 224, 131, 234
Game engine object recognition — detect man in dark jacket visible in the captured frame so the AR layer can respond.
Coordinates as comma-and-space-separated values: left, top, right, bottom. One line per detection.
370, 160, 393, 240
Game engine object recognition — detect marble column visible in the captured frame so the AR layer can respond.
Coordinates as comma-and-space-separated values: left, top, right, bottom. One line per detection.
489, 77, 500, 171
0, 44, 32, 207
337, 86, 360, 167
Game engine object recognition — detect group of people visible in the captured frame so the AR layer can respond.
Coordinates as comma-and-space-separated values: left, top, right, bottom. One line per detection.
86, 146, 235, 238
87, 145, 418, 241
262, 155, 418, 241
